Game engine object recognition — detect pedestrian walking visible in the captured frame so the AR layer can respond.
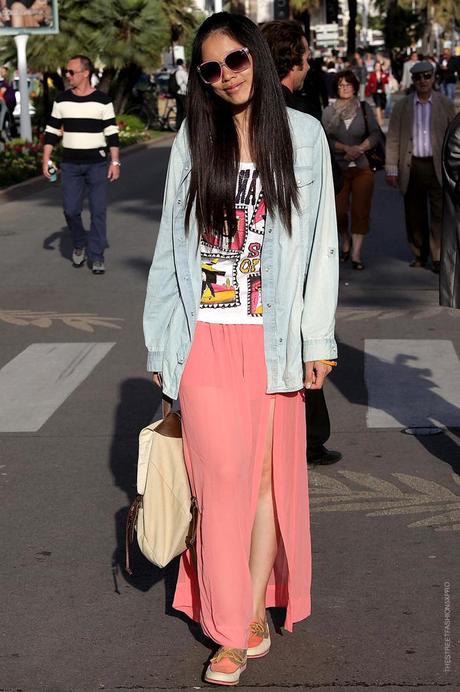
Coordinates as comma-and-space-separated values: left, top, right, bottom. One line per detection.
365, 60, 389, 127
0, 64, 17, 135
324, 60, 338, 103
440, 111, 460, 308
261, 18, 342, 468
174, 58, 188, 129
143, 12, 338, 687
351, 53, 368, 101
400, 50, 419, 92
42, 55, 120, 275
294, 57, 328, 121
385, 60, 456, 273
322, 70, 380, 270
438, 48, 458, 102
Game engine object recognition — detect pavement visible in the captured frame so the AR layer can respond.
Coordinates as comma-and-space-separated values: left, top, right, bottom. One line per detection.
0, 135, 459, 692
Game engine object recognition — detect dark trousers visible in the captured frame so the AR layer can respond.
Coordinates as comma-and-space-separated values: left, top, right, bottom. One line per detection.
175, 94, 187, 129
61, 161, 108, 262
404, 157, 443, 264
305, 388, 330, 458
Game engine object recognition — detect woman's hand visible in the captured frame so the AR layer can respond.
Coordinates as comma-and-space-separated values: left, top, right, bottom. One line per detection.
304, 361, 332, 390
344, 144, 363, 161
152, 372, 163, 389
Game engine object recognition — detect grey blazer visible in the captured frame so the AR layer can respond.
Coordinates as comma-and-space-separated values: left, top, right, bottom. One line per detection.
385, 91, 456, 194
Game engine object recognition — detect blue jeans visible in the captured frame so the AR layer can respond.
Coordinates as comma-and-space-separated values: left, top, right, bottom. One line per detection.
441, 82, 456, 101
61, 161, 108, 262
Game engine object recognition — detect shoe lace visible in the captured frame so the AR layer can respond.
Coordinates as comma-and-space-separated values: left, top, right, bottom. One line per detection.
249, 621, 267, 637
210, 647, 247, 666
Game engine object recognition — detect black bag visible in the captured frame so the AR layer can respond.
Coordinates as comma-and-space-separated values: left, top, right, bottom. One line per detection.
360, 101, 386, 172
168, 70, 179, 97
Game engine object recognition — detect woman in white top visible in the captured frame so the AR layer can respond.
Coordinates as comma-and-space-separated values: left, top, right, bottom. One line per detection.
144, 12, 339, 686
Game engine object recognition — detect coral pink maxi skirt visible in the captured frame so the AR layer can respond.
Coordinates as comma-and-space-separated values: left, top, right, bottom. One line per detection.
173, 322, 312, 648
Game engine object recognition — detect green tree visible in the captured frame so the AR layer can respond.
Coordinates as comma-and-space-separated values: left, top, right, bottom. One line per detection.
347, 0, 357, 55
3, 0, 201, 115
78, 0, 170, 112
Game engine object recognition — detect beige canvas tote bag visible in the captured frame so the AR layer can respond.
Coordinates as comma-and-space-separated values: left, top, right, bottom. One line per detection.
125, 401, 198, 572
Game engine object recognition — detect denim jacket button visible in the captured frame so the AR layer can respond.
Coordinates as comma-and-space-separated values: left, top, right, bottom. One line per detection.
177, 199, 182, 205
267, 303, 271, 308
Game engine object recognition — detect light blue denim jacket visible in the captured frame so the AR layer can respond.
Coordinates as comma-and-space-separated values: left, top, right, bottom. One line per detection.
143, 108, 338, 399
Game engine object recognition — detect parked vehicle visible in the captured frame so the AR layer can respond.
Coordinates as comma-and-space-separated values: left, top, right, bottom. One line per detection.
154, 68, 178, 98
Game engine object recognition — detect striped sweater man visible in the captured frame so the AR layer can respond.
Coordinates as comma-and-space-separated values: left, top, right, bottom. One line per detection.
42, 55, 121, 275
44, 89, 120, 163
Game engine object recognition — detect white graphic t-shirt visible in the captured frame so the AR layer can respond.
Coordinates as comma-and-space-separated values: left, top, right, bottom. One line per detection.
198, 164, 265, 324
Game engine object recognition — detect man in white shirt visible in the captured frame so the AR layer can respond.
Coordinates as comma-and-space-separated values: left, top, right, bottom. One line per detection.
386, 61, 455, 272
400, 50, 419, 92
174, 58, 188, 129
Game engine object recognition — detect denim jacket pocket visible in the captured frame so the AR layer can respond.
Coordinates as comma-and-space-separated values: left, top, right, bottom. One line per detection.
295, 165, 314, 213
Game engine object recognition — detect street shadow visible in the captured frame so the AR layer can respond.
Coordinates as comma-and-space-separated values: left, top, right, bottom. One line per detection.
122, 257, 152, 278
109, 377, 213, 650
42, 227, 73, 261
333, 340, 460, 475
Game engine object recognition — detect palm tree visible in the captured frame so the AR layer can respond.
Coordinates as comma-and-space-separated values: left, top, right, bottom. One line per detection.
7, 0, 201, 115
79, 0, 170, 112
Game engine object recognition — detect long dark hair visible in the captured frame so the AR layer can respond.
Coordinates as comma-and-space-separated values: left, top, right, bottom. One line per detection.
185, 12, 298, 241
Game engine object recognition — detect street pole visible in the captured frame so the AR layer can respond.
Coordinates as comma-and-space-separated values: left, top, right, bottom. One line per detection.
214, 0, 222, 12
362, 0, 369, 47
14, 34, 32, 142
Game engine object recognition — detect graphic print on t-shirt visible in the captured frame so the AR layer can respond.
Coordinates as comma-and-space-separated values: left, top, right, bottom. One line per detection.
201, 256, 239, 307
199, 165, 266, 323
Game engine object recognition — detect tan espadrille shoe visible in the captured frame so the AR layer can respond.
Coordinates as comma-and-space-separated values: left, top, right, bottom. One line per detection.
247, 620, 271, 659
204, 647, 247, 686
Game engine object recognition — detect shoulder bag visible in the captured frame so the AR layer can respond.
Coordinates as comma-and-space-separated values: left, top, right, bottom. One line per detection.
360, 101, 386, 172
125, 399, 198, 573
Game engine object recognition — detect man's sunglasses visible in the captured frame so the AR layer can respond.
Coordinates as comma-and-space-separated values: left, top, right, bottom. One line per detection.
64, 69, 85, 76
413, 71, 434, 81
197, 48, 251, 85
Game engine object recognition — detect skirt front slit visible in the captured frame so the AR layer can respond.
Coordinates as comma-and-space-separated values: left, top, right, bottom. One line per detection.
173, 322, 312, 648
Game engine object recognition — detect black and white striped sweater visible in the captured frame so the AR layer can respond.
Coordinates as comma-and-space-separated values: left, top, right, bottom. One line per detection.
44, 89, 119, 163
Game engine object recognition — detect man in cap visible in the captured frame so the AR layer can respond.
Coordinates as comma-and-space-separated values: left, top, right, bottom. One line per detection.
386, 60, 456, 272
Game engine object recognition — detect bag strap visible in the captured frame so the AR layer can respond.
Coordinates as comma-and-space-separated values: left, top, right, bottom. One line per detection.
125, 495, 142, 575
162, 396, 173, 418
360, 101, 370, 139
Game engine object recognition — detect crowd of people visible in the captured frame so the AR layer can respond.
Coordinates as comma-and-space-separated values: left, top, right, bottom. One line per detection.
144, 18, 459, 688
16, 14, 459, 688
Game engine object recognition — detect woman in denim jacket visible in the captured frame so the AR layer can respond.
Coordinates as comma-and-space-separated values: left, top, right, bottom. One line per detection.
143, 13, 338, 686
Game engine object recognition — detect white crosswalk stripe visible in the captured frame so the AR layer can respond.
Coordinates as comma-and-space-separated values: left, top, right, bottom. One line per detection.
2, 339, 459, 433
365, 339, 460, 428
0, 343, 115, 432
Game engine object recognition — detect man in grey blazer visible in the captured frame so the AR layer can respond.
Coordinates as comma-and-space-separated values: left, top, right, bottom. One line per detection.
386, 60, 456, 273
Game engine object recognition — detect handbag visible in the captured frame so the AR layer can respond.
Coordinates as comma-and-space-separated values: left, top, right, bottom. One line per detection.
125, 399, 198, 573
360, 101, 386, 172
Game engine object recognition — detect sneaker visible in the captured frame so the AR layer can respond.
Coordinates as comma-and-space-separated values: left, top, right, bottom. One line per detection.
92, 260, 105, 275
247, 621, 271, 659
72, 247, 86, 267
204, 647, 247, 686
